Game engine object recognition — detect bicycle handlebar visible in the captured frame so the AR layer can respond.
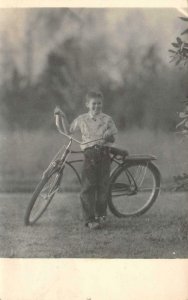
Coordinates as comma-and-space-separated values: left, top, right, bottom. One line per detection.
55, 115, 104, 145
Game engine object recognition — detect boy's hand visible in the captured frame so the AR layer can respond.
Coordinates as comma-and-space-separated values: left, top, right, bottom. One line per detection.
54, 106, 66, 118
103, 131, 115, 143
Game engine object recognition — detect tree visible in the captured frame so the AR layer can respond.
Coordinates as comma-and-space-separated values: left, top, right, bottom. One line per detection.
169, 17, 188, 65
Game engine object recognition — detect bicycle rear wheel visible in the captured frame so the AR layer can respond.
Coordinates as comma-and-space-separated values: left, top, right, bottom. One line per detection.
25, 170, 63, 225
108, 161, 160, 217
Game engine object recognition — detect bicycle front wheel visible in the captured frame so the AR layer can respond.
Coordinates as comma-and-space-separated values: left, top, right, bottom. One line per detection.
108, 161, 160, 217
24, 171, 63, 225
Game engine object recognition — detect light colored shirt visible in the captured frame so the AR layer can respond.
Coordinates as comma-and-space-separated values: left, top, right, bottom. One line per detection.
70, 112, 118, 150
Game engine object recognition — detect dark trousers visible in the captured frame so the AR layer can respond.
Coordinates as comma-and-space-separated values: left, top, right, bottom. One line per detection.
80, 146, 111, 223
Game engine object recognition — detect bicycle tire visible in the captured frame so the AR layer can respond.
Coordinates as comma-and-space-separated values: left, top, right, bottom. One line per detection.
24, 170, 63, 226
108, 161, 160, 217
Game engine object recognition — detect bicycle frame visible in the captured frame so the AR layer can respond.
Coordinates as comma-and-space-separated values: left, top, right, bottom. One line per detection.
46, 115, 158, 187
42, 116, 107, 182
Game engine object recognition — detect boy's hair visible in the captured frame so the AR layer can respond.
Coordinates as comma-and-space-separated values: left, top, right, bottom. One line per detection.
85, 90, 103, 104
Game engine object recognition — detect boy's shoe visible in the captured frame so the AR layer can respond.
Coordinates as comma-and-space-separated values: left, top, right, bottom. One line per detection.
86, 221, 100, 229
95, 216, 107, 227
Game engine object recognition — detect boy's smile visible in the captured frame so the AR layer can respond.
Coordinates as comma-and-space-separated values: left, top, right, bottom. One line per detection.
87, 98, 103, 117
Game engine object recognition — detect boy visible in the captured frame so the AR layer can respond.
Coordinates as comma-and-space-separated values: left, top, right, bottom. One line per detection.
55, 90, 117, 229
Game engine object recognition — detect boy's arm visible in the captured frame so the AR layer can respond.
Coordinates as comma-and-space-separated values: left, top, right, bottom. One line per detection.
54, 107, 70, 135
103, 132, 115, 143
103, 117, 118, 143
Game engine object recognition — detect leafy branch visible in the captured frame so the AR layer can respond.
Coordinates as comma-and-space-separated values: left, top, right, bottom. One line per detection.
169, 17, 188, 65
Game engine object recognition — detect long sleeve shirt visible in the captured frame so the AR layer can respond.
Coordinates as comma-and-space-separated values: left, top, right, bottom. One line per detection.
70, 112, 118, 150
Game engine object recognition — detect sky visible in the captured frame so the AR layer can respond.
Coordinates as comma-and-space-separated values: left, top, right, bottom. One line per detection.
0, 7, 187, 81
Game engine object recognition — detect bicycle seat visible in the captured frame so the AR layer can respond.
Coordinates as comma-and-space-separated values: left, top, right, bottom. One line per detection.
109, 146, 129, 157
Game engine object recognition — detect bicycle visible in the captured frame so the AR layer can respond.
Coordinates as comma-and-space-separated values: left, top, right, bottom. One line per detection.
24, 118, 161, 226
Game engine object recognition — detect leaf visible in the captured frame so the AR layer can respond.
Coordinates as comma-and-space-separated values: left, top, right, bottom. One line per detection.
171, 42, 179, 48
169, 57, 176, 63
183, 48, 188, 52
179, 17, 188, 21
176, 37, 182, 44
176, 58, 182, 65
168, 49, 177, 53
181, 28, 188, 35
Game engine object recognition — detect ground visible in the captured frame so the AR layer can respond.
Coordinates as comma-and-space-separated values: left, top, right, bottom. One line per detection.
0, 191, 188, 258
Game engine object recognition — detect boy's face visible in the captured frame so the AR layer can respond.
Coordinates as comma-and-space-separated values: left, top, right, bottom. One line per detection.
86, 97, 103, 116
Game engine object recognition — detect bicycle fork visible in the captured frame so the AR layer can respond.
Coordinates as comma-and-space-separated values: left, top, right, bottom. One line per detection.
42, 139, 72, 179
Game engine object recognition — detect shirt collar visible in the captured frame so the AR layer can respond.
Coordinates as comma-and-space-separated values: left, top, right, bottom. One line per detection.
88, 112, 102, 120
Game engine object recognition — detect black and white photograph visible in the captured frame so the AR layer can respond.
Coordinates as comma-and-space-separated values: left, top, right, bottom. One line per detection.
0, 3, 188, 260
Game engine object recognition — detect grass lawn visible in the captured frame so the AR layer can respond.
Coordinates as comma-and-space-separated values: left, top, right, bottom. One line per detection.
0, 191, 188, 258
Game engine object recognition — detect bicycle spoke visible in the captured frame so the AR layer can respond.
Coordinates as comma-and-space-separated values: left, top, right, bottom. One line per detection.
132, 165, 148, 187
27, 172, 60, 223
109, 162, 160, 217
